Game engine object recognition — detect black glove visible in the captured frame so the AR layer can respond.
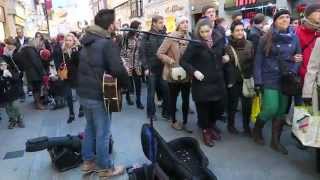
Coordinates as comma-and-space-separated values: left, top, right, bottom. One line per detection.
303, 98, 312, 106
254, 84, 262, 94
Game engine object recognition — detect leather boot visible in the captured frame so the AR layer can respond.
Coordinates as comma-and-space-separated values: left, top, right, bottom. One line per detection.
270, 118, 288, 155
34, 93, 46, 110
126, 93, 134, 106
202, 129, 214, 147
136, 97, 144, 110
227, 112, 239, 134
252, 118, 265, 145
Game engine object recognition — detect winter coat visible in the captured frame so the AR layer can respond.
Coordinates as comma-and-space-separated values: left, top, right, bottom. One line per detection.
224, 37, 254, 86
14, 46, 45, 83
157, 31, 190, 82
141, 28, 165, 75
121, 35, 143, 76
15, 37, 29, 51
296, 25, 320, 80
248, 26, 264, 54
254, 27, 301, 90
56, 46, 80, 87
181, 30, 226, 102
77, 25, 129, 101
302, 38, 320, 98
0, 67, 20, 105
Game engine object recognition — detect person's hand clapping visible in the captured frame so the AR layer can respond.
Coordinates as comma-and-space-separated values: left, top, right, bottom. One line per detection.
194, 71, 205, 81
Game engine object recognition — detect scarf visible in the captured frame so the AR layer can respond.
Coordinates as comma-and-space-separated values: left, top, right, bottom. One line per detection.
302, 18, 320, 32
86, 25, 111, 38
229, 36, 246, 48
271, 25, 294, 44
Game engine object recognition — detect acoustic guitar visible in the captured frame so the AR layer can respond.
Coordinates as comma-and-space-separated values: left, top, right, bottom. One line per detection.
102, 73, 122, 112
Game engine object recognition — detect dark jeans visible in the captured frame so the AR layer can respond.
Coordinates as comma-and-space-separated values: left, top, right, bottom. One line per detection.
64, 82, 83, 116
126, 71, 142, 102
227, 82, 252, 129
168, 82, 190, 124
195, 100, 224, 129
147, 74, 169, 118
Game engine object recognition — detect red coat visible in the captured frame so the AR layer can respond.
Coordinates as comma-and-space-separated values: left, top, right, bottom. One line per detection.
296, 25, 320, 80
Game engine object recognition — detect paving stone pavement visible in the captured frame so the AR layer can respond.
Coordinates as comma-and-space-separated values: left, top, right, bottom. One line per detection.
0, 88, 319, 180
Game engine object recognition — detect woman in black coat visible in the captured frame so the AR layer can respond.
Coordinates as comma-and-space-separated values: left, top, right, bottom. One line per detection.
181, 19, 226, 147
56, 33, 83, 123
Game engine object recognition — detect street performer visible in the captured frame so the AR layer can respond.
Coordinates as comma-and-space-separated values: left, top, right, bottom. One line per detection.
77, 9, 128, 178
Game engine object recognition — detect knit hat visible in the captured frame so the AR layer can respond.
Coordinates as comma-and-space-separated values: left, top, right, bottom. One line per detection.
273, 9, 291, 22
304, 3, 320, 18
176, 16, 188, 28
253, 13, 265, 24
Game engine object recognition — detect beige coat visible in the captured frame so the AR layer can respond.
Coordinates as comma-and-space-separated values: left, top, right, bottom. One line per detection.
303, 38, 320, 113
157, 31, 189, 82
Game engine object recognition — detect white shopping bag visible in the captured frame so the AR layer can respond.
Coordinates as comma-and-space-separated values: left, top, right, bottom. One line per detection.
292, 106, 320, 148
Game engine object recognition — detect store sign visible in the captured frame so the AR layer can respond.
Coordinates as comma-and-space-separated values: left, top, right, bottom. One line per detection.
225, 0, 271, 9
15, 16, 25, 27
165, 5, 184, 14
0, 6, 5, 23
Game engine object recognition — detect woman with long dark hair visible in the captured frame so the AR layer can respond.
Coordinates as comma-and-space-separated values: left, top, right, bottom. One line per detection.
121, 20, 144, 109
181, 19, 226, 147
253, 10, 302, 155
224, 21, 254, 136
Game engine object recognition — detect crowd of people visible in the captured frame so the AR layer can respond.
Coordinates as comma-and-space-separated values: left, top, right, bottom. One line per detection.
0, 2, 319, 178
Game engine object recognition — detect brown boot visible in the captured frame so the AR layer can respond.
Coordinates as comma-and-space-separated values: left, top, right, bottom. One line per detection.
252, 118, 265, 145
81, 160, 96, 173
202, 129, 214, 147
34, 93, 46, 110
97, 165, 125, 177
270, 118, 288, 155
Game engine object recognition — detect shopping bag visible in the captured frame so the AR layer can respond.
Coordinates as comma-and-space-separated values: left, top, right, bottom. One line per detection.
251, 94, 261, 124
292, 106, 320, 148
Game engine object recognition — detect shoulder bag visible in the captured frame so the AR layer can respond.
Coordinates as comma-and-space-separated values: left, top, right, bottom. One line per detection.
57, 53, 68, 80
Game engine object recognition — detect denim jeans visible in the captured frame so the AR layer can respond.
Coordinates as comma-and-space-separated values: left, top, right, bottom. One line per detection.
80, 98, 113, 169
147, 74, 169, 118
5, 101, 21, 121
64, 82, 74, 115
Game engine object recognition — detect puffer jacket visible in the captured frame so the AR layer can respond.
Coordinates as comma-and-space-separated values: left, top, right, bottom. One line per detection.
254, 27, 301, 90
302, 38, 320, 98
248, 26, 264, 54
224, 37, 254, 86
157, 31, 190, 82
77, 25, 129, 101
140, 28, 165, 75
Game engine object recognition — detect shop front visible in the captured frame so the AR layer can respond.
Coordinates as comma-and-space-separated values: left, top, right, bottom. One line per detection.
190, 0, 218, 24
143, 0, 191, 32
14, 2, 26, 30
0, 5, 5, 41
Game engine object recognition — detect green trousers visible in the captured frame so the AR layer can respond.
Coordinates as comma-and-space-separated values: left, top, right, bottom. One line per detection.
258, 89, 288, 123
5, 101, 21, 122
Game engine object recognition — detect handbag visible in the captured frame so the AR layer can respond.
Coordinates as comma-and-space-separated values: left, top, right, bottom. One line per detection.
276, 50, 302, 96
251, 93, 261, 124
230, 46, 255, 98
57, 53, 68, 80
169, 65, 187, 82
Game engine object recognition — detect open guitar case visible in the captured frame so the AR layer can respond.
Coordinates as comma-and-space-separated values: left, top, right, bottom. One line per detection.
140, 118, 217, 180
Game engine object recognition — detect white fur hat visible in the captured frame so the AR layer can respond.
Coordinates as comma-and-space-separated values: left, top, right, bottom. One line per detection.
176, 16, 188, 28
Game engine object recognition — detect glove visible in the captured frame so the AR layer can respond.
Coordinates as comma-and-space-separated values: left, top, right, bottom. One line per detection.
254, 84, 262, 94
3, 69, 12, 78
303, 98, 312, 106
222, 55, 230, 64
194, 71, 205, 81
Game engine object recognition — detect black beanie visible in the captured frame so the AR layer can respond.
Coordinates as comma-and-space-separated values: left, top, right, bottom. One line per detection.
305, 3, 320, 18
273, 9, 291, 22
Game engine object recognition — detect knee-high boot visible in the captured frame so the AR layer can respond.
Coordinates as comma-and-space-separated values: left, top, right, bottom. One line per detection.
270, 118, 288, 155
252, 118, 265, 145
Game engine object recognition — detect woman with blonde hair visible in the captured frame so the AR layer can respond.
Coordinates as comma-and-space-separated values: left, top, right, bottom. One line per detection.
56, 33, 83, 123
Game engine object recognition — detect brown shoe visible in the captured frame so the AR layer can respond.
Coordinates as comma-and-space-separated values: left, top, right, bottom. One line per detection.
171, 121, 182, 131
97, 165, 125, 177
81, 160, 96, 172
